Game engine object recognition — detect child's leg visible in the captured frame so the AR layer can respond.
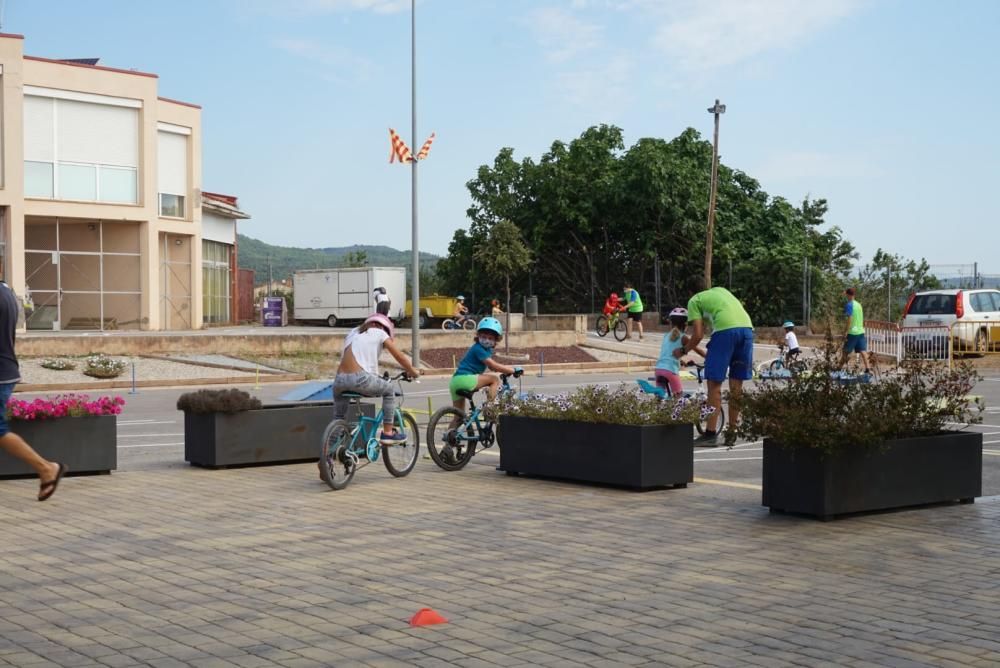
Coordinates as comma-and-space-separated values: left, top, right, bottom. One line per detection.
353, 373, 396, 433
476, 374, 501, 400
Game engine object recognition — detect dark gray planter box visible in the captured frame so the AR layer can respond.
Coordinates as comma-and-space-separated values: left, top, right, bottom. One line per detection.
183, 401, 373, 468
0, 415, 117, 478
763, 431, 983, 520
498, 416, 693, 490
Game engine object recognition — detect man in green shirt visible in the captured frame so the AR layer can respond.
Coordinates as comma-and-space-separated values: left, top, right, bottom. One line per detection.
840, 287, 870, 371
622, 282, 644, 341
679, 282, 754, 445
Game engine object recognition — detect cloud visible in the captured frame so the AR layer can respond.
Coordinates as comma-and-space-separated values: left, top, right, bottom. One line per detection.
273, 38, 377, 81
651, 0, 862, 71
555, 54, 633, 114
528, 6, 603, 63
279, 0, 409, 14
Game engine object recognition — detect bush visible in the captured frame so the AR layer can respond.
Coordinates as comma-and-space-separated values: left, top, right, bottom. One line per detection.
734, 337, 984, 453
7, 394, 125, 421
83, 354, 128, 379
176, 389, 263, 415
489, 383, 710, 427
40, 358, 77, 371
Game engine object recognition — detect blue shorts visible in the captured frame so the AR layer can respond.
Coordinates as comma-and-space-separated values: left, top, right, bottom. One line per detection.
844, 333, 868, 353
0, 382, 14, 437
705, 328, 754, 382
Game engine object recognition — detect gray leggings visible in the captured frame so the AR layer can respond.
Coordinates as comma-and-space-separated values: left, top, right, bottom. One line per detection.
333, 372, 395, 427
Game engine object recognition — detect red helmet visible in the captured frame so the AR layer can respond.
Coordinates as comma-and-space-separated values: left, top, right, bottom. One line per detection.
364, 313, 394, 338
609, 292, 619, 300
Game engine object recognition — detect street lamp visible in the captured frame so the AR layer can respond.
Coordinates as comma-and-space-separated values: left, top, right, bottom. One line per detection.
704, 99, 725, 288
410, 0, 421, 366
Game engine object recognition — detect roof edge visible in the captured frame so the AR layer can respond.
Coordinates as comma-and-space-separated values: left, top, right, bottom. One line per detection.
158, 96, 202, 110
24, 55, 158, 78
0, 33, 25, 40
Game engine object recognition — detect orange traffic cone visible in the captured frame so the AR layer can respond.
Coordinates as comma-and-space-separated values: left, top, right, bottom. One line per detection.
409, 608, 448, 627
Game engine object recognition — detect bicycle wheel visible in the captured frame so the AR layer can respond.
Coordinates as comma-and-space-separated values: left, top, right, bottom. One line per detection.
382, 411, 420, 477
426, 406, 478, 471
319, 420, 355, 490
767, 360, 786, 377
613, 317, 628, 342
462, 318, 477, 330
441, 319, 455, 331
596, 315, 609, 337
696, 403, 726, 436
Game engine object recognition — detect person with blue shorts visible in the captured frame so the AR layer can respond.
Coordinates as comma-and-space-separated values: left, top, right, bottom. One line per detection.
677, 281, 754, 445
840, 287, 870, 372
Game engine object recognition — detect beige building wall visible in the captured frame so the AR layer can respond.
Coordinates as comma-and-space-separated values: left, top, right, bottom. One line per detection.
0, 32, 203, 330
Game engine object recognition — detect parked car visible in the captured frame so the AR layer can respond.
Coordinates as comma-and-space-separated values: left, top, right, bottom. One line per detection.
901, 289, 1000, 355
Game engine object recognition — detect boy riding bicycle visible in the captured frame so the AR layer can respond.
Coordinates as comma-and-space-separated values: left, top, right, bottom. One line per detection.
453, 295, 470, 327
449, 318, 522, 418
602, 292, 625, 319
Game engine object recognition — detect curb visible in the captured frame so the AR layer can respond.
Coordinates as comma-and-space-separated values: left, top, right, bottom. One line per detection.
15, 373, 308, 393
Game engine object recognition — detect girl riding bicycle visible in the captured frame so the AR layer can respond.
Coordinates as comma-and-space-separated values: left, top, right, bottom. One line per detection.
448, 317, 521, 423
602, 292, 625, 317
332, 314, 421, 444
655, 307, 707, 395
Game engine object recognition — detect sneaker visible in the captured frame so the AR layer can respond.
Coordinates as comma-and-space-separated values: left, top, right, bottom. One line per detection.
694, 431, 719, 447
380, 430, 408, 445
439, 443, 458, 465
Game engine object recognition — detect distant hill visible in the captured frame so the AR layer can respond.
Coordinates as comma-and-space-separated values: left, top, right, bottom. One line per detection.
237, 235, 440, 284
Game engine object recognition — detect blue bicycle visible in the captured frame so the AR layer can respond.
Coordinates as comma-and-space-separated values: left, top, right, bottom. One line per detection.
425, 370, 523, 471
636, 362, 724, 435
319, 372, 420, 490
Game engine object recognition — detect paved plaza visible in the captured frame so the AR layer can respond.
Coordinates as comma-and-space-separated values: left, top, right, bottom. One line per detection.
2, 370, 1000, 667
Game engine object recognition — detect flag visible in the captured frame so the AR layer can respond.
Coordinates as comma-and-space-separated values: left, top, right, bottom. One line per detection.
388, 128, 413, 163
415, 132, 436, 160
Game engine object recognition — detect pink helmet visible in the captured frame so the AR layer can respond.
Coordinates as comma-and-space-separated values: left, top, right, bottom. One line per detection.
364, 313, 394, 338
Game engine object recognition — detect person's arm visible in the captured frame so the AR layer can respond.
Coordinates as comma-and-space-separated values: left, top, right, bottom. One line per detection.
485, 357, 517, 375
384, 338, 421, 378
681, 320, 705, 355
844, 302, 853, 335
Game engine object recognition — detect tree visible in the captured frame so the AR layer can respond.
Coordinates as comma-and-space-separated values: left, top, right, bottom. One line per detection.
851, 249, 940, 323
474, 220, 532, 352
344, 250, 368, 268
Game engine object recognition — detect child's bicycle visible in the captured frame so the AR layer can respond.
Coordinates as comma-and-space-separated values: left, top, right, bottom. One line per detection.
757, 342, 806, 378
319, 372, 420, 490
442, 314, 477, 330
425, 370, 524, 471
596, 309, 627, 341
636, 363, 725, 435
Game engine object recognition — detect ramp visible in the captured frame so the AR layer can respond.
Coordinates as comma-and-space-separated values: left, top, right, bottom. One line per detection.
279, 381, 334, 401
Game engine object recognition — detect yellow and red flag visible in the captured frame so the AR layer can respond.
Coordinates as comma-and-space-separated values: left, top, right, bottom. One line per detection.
388, 129, 436, 163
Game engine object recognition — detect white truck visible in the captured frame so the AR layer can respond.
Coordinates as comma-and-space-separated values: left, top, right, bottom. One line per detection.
293, 267, 406, 327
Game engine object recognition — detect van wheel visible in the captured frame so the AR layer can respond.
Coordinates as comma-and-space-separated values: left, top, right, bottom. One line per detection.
327, 315, 338, 328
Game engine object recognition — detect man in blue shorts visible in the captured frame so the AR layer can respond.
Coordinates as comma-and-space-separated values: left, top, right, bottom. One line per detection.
678, 281, 754, 445
0, 281, 67, 500
840, 287, 870, 372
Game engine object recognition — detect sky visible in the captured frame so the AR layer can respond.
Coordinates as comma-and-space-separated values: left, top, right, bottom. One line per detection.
8, 0, 999, 272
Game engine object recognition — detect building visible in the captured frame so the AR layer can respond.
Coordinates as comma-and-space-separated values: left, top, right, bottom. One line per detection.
201, 191, 250, 325
0, 33, 215, 330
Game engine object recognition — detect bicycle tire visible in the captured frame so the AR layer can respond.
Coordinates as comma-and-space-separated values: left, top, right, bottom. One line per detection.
596, 315, 609, 337
613, 317, 628, 342
426, 406, 478, 471
382, 411, 420, 477
696, 404, 726, 436
319, 420, 355, 490
441, 319, 455, 331
462, 318, 477, 331
767, 360, 785, 375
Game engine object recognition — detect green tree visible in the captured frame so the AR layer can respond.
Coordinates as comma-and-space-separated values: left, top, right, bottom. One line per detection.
850, 249, 940, 323
344, 250, 368, 268
474, 220, 532, 350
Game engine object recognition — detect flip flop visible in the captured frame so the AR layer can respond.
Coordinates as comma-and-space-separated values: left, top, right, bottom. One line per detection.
38, 463, 68, 502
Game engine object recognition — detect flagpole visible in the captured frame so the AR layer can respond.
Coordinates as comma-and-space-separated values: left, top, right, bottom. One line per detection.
410, 0, 421, 367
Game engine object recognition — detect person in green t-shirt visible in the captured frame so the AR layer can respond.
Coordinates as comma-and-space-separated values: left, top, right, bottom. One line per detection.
622, 282, 644, 341
840, 287, 870, 371
678, 281, 754, 445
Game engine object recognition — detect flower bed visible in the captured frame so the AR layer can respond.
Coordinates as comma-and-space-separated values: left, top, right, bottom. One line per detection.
7, 393, 125, 421
83, 354, 128, 379
40, 358, 76, 371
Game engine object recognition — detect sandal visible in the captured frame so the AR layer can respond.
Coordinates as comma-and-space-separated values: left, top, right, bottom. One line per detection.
38, 463, 68, 502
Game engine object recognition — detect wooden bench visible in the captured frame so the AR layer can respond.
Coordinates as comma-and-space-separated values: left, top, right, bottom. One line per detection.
65, 317, 118, 331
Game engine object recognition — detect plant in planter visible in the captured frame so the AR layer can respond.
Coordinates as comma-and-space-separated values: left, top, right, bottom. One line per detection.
491, 384, 709, 490
735, 340, 985, 519
0, 394, 124, 477
40, 358, 77, 371
176, 389, 262, 414
83, 354, 128, 379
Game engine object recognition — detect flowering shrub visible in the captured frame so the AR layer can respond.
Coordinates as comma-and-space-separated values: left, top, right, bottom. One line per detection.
83, 354, 128, 379
735, 336, 984, 453
40, 358, 77, 371
488, 383, 709, 426
6, 393, 126, 421
176, 389, 262, 415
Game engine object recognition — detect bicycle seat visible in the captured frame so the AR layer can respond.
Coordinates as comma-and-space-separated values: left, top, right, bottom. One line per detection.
456, 389, 476, 400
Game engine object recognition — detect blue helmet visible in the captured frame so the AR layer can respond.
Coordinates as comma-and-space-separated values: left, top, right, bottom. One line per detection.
477, 316, 503, 337
783, 321, 795, 329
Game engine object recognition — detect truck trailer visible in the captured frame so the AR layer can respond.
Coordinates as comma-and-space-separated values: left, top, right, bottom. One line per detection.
293, 267, 406, 327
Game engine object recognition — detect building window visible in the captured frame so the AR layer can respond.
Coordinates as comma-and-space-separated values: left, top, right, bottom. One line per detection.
23, 95, 139, 204
160, 193, 185, 218
202, 240, 231, 324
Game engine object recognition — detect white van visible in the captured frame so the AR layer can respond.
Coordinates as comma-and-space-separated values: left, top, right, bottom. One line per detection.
901, 289, 1000, 354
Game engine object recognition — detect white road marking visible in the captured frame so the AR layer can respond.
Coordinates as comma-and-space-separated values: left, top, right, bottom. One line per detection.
696, 456, 763, 462
118, 433, 183, 438
118, 420, 177, 426
117, 442, 183, 449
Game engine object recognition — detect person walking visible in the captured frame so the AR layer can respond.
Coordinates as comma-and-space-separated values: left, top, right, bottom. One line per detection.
0, 281, 67, 500
373, 287, 391, 316
840, 287, 869, 372
678, 281, 754, 445
622, 282, 644, 341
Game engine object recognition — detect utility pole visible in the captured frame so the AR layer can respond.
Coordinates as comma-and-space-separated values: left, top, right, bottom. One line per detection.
409, 0, 421, 366
704, 99, 725, 288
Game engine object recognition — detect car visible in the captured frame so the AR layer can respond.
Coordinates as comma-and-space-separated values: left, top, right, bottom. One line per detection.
901, 288, 1000, 356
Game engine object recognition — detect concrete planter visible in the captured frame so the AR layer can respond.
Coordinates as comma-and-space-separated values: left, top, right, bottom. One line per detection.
498, 416, 693, 490
183, 401, 372, 468
763, 432, 983, 520
0, 415, 117, 478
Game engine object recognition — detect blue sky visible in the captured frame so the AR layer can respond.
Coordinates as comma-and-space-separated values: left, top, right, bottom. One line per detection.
9, 0, 999, 272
